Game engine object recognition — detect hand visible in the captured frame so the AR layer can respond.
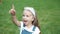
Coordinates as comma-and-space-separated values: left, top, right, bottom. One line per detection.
9, 4, 16, 16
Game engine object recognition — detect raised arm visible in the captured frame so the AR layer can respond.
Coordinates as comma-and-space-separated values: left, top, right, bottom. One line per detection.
9, 4, 21, 27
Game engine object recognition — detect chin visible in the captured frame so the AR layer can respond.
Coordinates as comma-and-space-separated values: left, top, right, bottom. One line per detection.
23, 22, 28, 26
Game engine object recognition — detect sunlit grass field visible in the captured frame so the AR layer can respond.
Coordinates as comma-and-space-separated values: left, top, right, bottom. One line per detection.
0, 0, 60, 34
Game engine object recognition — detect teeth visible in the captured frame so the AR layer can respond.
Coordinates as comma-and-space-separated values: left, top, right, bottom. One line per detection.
23, 20, 27, 22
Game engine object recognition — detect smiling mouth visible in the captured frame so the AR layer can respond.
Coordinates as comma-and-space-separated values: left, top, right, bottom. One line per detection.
23, 20, 28, 22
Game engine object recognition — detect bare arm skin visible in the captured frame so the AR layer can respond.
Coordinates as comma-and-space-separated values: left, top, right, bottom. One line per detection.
9, 4, 21, 27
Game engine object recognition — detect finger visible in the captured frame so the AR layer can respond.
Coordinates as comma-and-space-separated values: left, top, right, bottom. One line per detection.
9, 9, 12, 13
12, 4, 14, 9
9, 9, 15, 14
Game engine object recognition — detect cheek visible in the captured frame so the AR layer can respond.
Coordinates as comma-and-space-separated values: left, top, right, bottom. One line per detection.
27, 17, 33, 21
22, 17, 24, 19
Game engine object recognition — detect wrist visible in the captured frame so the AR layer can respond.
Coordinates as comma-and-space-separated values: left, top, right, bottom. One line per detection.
11, 15, 16, 17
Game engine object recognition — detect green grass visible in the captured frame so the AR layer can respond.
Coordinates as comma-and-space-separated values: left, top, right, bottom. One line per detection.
0, 0, 60, 34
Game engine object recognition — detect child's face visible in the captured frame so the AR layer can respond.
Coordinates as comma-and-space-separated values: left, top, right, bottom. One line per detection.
22, 10, 34, 26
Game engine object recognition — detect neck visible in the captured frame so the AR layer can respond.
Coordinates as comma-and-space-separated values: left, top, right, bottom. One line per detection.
26, 22, 33, 28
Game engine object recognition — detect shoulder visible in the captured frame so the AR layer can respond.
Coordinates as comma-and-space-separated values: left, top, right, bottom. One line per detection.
20, 21, 24, 27
18, 21, 24, 28
33, 26, 41, 34
35, 27, 40, 32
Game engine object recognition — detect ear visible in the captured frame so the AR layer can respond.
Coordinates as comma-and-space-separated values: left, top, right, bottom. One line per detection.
32, 17, 35, 21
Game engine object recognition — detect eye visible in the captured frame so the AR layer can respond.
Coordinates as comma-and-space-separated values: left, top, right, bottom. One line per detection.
23, 14, 29, 17
26, 15, 29, 17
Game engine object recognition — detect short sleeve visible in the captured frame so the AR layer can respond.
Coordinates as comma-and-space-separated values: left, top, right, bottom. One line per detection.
32, 27, 40, 34
18, 21, 23, 28
19, 21, 24, 34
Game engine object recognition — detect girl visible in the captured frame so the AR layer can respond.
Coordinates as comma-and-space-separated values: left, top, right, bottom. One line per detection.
9, 5, 41, 34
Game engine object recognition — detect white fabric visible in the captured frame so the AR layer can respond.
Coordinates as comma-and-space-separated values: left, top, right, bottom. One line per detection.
20, 21, 40, 34
24, 7, 36, 17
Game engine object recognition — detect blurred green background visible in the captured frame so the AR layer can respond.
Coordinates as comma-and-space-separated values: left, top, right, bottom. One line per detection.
0, 0, 60, 34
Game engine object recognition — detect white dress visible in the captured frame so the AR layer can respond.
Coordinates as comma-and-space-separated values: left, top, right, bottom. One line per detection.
19, 21, 40, 34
